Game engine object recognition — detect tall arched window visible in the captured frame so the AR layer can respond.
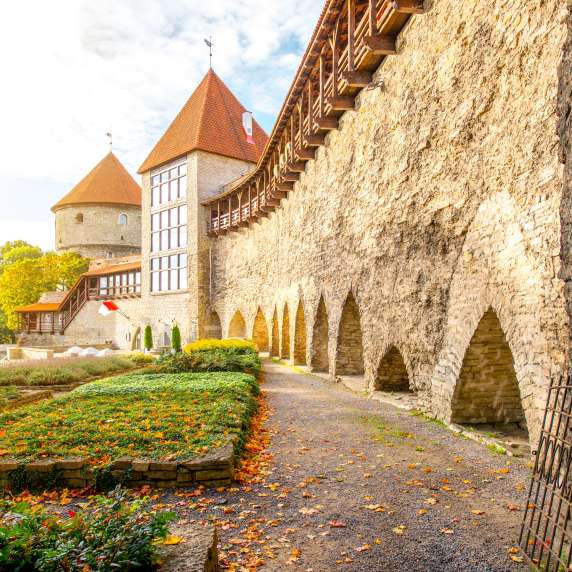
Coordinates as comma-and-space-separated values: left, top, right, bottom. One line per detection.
119, 213, 128, 225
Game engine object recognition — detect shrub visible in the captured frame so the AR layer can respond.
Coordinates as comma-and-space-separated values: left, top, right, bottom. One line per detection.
171, 324, 182, 352
0, 486, 175, 571
155, 347, 261, 375
127, 352, 155, 366
144, 325, 153, 351
0, 356, 136, 387
184, 338, 257, 354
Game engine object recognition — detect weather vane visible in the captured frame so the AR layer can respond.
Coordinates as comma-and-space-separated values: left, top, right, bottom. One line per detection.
204, 36, 213, 69
106, 131, 113, 149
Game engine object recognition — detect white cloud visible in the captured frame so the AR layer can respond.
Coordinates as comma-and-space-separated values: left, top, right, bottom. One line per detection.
0, 0, 321, 249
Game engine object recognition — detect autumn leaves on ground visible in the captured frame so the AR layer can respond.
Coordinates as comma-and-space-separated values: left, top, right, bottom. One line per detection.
174, 362, 529, 571
4, 361, 530, 571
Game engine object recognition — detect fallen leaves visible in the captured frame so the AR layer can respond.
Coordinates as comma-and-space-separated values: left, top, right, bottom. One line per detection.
393, 525, 407, 535
329, 520, 347, 528
159, 535, 185, 545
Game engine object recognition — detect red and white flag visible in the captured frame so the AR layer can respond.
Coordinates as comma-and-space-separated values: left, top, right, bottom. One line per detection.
98, 301, 120, 317
242, 111, 255, 145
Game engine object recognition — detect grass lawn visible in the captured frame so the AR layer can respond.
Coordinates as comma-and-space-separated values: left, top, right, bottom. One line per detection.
0, 356, 137, 387
0, 372, 259, 466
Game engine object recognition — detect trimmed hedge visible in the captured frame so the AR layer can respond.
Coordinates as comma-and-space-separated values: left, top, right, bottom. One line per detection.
0, 356, 136, 387
184, 339, 257, 354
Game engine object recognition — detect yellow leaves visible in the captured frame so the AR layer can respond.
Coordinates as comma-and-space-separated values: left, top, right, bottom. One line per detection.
355, 544, 371, 552
299, 507, 320, 516
288, 547, 301, 563
424, 498, 438, 505
471, 509, 485, 516
393, 525, 407, 535
440, 528, 454, 535
158, 535, 185, 545
417, 509, 428, 516
508, 547, 524, 563
266, 483, 281, 491
363, 504, 386, 512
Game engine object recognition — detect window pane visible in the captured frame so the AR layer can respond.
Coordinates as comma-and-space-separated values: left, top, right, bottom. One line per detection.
161, 183, 169, 204
170, 269, 178, 290
151, 258, 160, 271
179, 176, 187, 198
179, 225, 187, 247
152, 175, 160, 186
161, 229, 169, 250
100, 277, 108, 287
179, 253, 187, 268
161, 210, 169, 229
152, 186, 160, 206
160, 271, 169, 291
160, 171, 169, 182
170, 228, 178, 248
152, 213, 160, 231
152, 232, 160, 252
160, 256, 169, 270
179, 163, 187, 176
136, 271, 141, 284
152, 272, 160, 292
170, 254, 178, 268
170, 207, 178, 226
169, 180, 177, 201
128, 273, 135, 285
179, 268, 188, 289
179, 205, 187, 224
169, 168, 178, 180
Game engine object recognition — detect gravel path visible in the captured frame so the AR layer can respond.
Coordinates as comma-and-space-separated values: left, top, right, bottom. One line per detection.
179, 361, 531, 571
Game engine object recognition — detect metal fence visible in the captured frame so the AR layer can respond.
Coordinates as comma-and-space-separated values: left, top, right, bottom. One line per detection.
520, 373, 572, 569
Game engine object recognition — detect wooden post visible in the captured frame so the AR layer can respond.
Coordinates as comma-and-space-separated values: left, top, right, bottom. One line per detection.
217, 200, 221, 230
348, 0, 355, 72
330, 29, 338, 97
307, 80, 313, 134
319, 52, 325, 118
369, 0, 377, 36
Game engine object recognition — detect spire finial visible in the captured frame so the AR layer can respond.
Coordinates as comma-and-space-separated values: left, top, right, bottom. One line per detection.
204, 36, 213, 69
106, 131, 113, 150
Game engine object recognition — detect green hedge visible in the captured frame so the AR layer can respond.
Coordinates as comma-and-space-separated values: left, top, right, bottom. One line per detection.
0, 372, 259, 464
0, 356, 136, 387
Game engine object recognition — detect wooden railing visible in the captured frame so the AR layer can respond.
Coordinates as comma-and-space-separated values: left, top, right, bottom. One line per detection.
205, 0, 424, 235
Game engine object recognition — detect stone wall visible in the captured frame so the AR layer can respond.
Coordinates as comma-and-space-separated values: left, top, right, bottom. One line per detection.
55, 204, 141, 260
208, 0, 570, 445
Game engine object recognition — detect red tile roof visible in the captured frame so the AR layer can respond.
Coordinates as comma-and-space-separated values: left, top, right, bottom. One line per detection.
138, 69, 268, 173
84, 260, 141, 277
16, 303, 61, 313
52, 152, 141, 211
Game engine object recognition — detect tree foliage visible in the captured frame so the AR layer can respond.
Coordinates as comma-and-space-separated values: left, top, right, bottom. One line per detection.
0, 250, 89, 330
144, 325, 153, 351
171, 324, 182, 352
0, 242, 42, 271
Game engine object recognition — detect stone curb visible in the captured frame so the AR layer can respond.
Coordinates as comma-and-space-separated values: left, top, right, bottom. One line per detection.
0, 442, 235, 491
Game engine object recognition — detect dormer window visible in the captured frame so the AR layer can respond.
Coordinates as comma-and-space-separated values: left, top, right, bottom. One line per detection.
119, 213, 128, 225
75, 213, 84, 224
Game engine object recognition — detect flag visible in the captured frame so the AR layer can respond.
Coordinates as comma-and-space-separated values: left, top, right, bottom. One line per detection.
98, 301, 120, 316
242, 111, 255, 145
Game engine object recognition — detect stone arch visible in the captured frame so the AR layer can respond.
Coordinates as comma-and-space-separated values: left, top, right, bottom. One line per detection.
130, 326, 141, 351
252, 308, 269, 352
336, 292, 364, 375
431, 191, 568, 444
205, 311, 222, 339
271, 308, 280, 357
293, 299, 307, 365
281, 304, 291, 360
119, 213, 128, 225
228, 310, 247, 338
450, 308, 525, 426
375, 346, 411, 391
310, 296, 329, 372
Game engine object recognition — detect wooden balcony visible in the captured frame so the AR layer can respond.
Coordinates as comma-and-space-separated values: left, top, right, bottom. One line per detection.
205, 0, 424, 236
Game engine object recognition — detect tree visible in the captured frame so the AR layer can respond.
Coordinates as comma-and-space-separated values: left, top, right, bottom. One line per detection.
171, 324, 181, 352
144, 325, 153, 351
0, 243, 42, 271
0, 251, 89, 330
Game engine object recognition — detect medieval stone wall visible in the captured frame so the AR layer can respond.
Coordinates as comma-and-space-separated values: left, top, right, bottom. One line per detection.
55, 204, 142, 260
208, 0, 570, 444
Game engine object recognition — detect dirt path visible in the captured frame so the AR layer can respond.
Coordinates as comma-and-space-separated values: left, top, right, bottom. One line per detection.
179, 361, 531, 571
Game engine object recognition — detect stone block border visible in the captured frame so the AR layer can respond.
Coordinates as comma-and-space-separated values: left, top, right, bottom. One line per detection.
0, 442, 234, 491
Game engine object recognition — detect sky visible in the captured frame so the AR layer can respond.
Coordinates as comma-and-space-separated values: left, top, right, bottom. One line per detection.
0, 0, 322, 251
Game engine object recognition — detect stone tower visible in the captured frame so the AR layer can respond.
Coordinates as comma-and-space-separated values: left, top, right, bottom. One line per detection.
137, 69, 268, 342
52, 152, 142, 260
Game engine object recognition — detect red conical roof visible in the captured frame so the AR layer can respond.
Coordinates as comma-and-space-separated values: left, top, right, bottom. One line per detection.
138, 69, 268, 174
52, 152, 141, 211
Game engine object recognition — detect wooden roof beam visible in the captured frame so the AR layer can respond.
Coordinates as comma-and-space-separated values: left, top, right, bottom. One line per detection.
392, 0, 425, 14
364, 35, 397, 55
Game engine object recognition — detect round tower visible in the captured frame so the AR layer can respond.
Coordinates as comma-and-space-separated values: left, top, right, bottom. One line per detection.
52, 151, 142, 260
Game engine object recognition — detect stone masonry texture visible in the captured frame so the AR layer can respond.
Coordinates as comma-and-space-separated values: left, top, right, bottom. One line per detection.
207, 0, 572, 446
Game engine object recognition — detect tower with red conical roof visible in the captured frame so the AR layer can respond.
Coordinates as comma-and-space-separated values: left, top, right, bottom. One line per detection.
52, 151, 142, 260
138, 69, 268, 342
